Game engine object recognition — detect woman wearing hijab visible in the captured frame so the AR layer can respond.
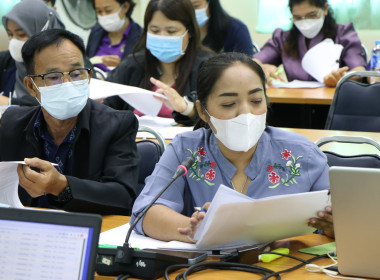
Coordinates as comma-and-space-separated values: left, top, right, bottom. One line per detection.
1, 0, 65, 106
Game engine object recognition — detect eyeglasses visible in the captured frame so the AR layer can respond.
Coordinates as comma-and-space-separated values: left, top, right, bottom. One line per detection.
28, 68, 91, 87
292, 9, 323, 22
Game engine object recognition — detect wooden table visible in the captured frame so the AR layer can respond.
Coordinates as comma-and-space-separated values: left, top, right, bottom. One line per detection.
281, 127, 380, 143
96, 215, 336, 280
267, 87, 335, 105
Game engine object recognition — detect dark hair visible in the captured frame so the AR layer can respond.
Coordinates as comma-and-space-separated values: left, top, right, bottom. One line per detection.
22, 29, 86, 75
132, 0, 201, 96
202, 0, 232, 53
284, 0, 337, 59
92, 0, 136, 18
195, 52, 269, 129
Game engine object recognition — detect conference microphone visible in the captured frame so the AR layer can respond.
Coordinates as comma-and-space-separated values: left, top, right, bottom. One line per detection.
96, 157, 205, 279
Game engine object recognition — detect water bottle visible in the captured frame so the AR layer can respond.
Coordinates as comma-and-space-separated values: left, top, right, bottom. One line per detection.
370, 40, 380, 83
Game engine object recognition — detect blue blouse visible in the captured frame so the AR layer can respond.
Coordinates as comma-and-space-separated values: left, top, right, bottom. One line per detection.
131, 126, 329, 235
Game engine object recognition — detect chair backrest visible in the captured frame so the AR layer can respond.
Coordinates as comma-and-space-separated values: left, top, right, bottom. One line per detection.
136, 126, 166, 195
361, 43, 369, 63
325, 71, 380, 132
316, 135, 380, 168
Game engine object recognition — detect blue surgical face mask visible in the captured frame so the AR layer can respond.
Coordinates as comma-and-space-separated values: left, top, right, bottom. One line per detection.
146, 30, 188, 63
195, 5, 209, 27
34, 80, 90, 120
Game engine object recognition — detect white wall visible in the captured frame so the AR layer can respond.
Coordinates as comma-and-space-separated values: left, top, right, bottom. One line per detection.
0, 0, 378, 54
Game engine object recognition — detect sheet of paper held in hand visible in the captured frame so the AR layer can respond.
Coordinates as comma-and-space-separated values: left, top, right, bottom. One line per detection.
0, 161, 58, 208
89, 79, 168, 117
301, 38, 344, 84
194, 185, 329, 249
0, 161, 25, 208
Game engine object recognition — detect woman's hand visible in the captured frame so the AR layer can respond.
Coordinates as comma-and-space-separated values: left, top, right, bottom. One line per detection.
261, 64, 287, 87
308, 206, 334, 238
101, 55, 121, 67
178, 202, 210, 243
323, 66, 349, 87
0, 95, 10, 106
150, 77, 194, 116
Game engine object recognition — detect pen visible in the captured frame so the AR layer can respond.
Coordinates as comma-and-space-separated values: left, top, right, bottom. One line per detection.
194, 207, 207, 213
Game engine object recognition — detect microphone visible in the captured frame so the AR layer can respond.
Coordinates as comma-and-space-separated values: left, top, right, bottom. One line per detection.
96, 157, 197, 279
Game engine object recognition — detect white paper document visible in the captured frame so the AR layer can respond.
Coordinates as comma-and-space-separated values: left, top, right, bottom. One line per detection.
136, 116, 194, 139
89, 79, 167, 117
271, 80, 325, 88
0, 161, 24, 208
194, 185, 329, 249
302, 38, 343, 84
99, 223, 199, 251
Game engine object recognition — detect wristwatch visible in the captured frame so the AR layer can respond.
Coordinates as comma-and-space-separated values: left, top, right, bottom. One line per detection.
182, 96, 194, 116
57, 186, 73, 203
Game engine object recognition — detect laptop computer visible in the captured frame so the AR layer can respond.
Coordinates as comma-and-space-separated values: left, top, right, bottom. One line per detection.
330, 166, 380, 279
0, 207, 102, 280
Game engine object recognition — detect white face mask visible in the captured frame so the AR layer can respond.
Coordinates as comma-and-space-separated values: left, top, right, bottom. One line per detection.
9, 38, 25, 62
294, 16, 325, 39
208, 112, 267, 152
97, 6, 126, 32
195, 5, 209, 27
34, 80, 90, 120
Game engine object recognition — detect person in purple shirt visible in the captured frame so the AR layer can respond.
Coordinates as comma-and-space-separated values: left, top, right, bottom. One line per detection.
86, 0, 142, 73
130, 52, 333, 243
253, 0, 366, 87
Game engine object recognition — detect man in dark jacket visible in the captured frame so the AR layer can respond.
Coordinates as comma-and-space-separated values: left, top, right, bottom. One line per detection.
0, 29, 139, 215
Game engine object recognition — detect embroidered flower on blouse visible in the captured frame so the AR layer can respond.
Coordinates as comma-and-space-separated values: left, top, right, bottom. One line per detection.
186, 147, 215, 186
198, 147, 206, 157
205, 169, 216, 181
281, 149, 292, 160
268, 171, 280, 184
267, 149, 303, 189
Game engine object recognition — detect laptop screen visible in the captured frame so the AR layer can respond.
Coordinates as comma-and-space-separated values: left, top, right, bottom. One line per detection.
0, 208, 101, 280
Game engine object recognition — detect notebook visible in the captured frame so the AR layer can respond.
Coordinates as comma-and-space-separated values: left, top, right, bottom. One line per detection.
329, 166, 380, 278
0, 207, 102, 280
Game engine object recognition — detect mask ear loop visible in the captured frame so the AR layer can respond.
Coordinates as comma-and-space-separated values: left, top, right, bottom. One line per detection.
180, 30, 189, 55
202, 106, 217, 134
29, 77, 42, 105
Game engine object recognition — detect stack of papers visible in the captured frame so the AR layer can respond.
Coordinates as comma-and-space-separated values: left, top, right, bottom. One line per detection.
194, 185, 329, 249
136, 116, 193, 139
271, 80, 325, 88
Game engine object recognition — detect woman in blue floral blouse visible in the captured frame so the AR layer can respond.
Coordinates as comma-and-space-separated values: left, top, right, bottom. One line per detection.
130, 52, 333, 242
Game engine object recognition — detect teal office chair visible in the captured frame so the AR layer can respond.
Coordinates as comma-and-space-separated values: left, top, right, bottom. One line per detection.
316, 135, 380, 168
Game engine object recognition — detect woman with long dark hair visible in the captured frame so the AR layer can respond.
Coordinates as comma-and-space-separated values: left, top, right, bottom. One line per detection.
191, 0, 255, 56
254, 0, 366, 87
104, 0, 212, 125
130, 52, 332, 242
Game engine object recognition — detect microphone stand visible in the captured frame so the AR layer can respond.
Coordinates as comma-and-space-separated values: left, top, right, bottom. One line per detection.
96, 158, 197, 279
